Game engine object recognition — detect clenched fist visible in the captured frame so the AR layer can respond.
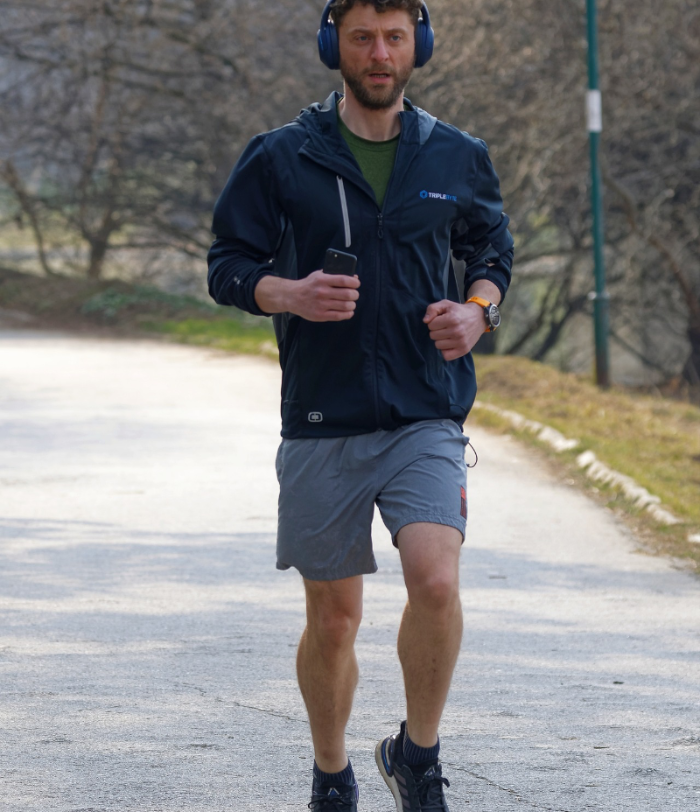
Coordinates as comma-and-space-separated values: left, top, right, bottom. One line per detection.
424, 299, 487, 361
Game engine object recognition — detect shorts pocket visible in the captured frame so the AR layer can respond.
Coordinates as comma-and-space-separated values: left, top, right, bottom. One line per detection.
275, 440, 286, 482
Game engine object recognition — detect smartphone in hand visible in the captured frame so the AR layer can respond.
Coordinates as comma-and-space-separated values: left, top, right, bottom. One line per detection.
323, 248, 357, 276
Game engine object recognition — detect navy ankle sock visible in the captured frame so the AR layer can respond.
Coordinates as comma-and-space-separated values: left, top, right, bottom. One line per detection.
403, 728, 440, 767
313, 760, 355, 787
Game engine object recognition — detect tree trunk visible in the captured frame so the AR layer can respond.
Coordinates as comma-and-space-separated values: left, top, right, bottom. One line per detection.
683, 318, 700, 388
86, 239, 108, 280
2, 160, 57, 277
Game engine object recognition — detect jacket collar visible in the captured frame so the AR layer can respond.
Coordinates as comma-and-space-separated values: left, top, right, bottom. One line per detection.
309, 91, 436, 147
297, 91, 437, 198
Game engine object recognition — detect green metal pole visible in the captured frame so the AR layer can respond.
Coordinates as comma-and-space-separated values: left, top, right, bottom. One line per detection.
586, 0, 610, 388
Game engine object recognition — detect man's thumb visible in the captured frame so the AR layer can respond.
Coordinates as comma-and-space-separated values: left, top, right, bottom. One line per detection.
424, 301, 446, 323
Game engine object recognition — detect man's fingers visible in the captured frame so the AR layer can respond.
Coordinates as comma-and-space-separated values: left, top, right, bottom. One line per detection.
323, 309, 355, 321
331, 300, 357, 311
327, 287, 360, 302
423, 300, 451, 323
304, 307, 355, 322
427, 314, 458, 333
307, 299, 357, 321
433, 337, 460, 350
322, 294, 357, 310
321, 272, 361, 289
310, 271, 360, 301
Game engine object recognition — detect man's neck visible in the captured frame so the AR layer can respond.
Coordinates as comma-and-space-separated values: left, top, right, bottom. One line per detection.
338, 90, 403, 142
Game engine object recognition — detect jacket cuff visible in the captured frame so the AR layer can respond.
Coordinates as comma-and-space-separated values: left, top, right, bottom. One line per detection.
465, 265, 510, 303
242, 269, 277, 316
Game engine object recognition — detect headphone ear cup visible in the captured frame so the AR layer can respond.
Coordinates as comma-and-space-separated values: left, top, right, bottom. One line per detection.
318, 1, 340, 70
414, 3, 435, 68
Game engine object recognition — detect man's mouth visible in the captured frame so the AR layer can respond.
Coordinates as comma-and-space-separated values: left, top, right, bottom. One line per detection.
367, 71, 393, 82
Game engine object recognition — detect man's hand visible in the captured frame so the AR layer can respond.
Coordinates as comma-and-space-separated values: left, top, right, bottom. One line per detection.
424, 299, 486, 361
294, 271, 360, 322
254, 271, 360, 321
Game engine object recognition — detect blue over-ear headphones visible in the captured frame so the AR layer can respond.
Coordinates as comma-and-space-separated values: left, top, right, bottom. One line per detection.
317, 1, 434, 70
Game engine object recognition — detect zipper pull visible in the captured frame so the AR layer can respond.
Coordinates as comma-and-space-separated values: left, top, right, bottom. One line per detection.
377, 213, 384, 239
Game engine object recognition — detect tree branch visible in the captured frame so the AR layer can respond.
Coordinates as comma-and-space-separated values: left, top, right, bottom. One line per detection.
0, 160, 58, 277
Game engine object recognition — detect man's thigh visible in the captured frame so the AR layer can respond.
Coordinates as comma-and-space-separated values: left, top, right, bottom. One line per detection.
396, 522, 462, 595
375, 419, 469, 548
275, 435, 379, 581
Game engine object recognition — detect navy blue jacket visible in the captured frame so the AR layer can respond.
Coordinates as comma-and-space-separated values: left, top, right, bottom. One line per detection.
208, 92, 514, 439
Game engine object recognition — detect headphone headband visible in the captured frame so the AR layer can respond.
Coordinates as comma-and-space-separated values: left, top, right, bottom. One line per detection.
317, 1, 434, 70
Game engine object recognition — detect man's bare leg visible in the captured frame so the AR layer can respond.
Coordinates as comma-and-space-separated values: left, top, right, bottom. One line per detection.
396, 522, 463, 747
297, 575, 364, 773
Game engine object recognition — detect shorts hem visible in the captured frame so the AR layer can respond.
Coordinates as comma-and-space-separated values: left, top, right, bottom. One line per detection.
389, 513, 466, 547
276, 560, 378, 582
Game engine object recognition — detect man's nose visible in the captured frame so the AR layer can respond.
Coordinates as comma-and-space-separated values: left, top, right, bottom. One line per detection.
371, 37, 390, 62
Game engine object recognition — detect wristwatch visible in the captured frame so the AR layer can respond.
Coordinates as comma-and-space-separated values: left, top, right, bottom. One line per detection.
466, 296, 501, 332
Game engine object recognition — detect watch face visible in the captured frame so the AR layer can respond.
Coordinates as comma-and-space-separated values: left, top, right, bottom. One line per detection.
487, 304, 501, 330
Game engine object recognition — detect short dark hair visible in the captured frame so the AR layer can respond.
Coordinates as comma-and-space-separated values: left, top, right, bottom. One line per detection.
330, 0, 423, 30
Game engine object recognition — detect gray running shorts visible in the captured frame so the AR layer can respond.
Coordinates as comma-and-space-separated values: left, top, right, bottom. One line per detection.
275, 419, 469, 581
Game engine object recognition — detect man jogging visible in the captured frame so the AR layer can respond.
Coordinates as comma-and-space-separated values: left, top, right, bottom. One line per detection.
207, 1, 514, 809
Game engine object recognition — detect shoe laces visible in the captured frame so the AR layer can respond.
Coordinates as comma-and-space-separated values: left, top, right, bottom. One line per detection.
308, 786, 357, 811
414, 764, 450, 811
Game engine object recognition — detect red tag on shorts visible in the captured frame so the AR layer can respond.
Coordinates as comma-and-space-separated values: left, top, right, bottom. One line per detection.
460, 486, 467, 519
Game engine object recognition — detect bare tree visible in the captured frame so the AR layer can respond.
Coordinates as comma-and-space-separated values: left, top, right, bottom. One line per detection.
1, 0, 697, 387
0, 0, 330, 280
411, 0, 700, 384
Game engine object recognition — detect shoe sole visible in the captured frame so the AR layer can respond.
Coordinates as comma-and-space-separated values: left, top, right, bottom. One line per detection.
375, 738, 405, 812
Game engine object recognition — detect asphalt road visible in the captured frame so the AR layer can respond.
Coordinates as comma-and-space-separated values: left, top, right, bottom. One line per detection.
1, 330, 699, 812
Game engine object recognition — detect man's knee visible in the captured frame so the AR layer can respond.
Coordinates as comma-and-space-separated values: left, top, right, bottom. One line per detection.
406, 568, 461, 615
307, 604, 362, 647
398, 523, 462, 614
304, 577, 363, 648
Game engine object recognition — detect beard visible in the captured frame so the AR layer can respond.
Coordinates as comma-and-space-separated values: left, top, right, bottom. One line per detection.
339, 58, 414, 111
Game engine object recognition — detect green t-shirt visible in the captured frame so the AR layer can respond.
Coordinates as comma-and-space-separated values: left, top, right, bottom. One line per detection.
337, 107, 399, 210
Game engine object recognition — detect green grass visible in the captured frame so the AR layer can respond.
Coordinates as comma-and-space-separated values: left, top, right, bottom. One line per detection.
0, 268, 276, 358
144, 317, 278, 359
81, 286, 218, 320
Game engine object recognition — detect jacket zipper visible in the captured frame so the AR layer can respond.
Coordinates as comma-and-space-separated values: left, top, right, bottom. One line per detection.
333, 131, 403, 428
370, 117, 409, 426
336, 176, 352, 248
372, 211, 384, 425
336, 171, 381, 424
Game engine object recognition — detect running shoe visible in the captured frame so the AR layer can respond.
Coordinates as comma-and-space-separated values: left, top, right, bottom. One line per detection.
375, 721, 450, 811
308, 780, 359, 811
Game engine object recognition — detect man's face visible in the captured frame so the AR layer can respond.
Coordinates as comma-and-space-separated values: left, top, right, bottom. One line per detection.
337, 4, 416, 111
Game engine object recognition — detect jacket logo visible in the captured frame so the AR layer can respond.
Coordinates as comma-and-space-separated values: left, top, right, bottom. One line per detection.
308, 412, 323, 423
420, 190, 457, 202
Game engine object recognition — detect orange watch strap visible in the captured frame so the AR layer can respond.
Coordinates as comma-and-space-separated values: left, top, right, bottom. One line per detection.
466, 296, 491, 308
466, 296, 495, 332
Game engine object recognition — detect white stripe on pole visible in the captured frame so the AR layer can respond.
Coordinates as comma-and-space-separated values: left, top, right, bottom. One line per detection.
587, 90, 602, 133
